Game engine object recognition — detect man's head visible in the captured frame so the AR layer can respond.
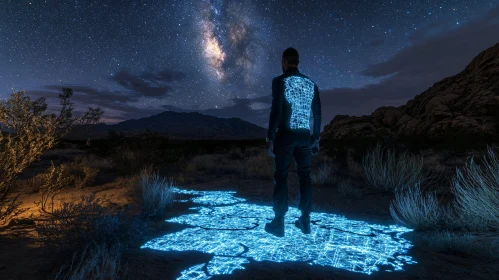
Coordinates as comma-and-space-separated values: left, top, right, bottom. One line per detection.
282, 47, 299, 73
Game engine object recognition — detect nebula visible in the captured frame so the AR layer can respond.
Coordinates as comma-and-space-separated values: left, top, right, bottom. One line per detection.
200, 18, 226, 80
198, 0, 262, 86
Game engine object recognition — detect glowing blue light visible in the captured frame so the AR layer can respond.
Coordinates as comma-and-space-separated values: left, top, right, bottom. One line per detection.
283, 76, 315, 130
142, 188, 416, 279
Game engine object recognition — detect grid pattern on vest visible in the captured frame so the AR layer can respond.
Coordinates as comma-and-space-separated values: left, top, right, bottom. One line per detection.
283, 76, 315, 130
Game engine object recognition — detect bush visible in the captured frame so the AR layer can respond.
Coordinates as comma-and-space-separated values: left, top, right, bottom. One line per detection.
36, 162, 71, 214
53, 243, 124, 280
389, 184, 441, 230
362, 143, 428, 191
311, 159, 338, 185
35, 194, 148, 250
451, 147, 499, 231
108, 131, 181, 175
65, 154, 115, 188
0, 89, 102, 225
16, 154, 109, 194
244, 150, 274, 179
183, 148, 273, 181
133, 169, 176, 218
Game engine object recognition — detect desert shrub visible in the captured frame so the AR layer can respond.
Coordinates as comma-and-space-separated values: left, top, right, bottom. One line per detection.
36, 162, 72, 213
16, 154, 108, 194
16, 172, 49, 194
71, 154, 113, 170
81, 167, 99, 186
64, 165, 99, 189
109, 131, 181, 175
244, 150, 274, 179
389, 184, 441, 230
35, 194, 148, 250
451, 147, 499, 231
362, 143, 428, 191
183, 148, 273, 181
0, 89, 102, 225
53, 243, 124, 280
311, 159, 338, 185
133, 169, 176, 218
64, 154, 113, 188
185, 154, 226, 174
337, 178, 362, 198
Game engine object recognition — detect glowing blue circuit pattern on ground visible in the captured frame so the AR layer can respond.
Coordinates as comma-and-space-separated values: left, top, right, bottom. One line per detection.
283, 76, 315, 130
141, 188, 416, 279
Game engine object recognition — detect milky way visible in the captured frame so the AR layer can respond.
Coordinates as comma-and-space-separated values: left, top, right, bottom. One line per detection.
199, 0, 262, 86
1, 0, 498, 124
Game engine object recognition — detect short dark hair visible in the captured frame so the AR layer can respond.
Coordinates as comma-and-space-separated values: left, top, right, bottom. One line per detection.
282, 47, 299, 65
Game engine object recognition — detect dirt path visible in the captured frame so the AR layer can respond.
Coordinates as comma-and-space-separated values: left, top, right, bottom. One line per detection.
126, 179, 499, 280
1, 178, 497, 280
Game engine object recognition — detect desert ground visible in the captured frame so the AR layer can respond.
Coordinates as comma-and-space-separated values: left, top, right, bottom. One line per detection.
1, 135, 498, 280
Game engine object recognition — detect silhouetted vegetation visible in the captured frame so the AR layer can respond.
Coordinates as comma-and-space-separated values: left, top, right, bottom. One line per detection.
0, 89, 102, 225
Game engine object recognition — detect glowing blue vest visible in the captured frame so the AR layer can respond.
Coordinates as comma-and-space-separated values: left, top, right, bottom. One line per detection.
283, 76, 315, 130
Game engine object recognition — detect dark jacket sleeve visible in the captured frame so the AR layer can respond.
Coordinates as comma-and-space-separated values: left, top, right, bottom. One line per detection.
312, 84, 322, 139
267, 78, 283, 141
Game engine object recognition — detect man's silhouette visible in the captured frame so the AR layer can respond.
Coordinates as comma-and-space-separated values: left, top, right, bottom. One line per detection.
265, 47, 322, 237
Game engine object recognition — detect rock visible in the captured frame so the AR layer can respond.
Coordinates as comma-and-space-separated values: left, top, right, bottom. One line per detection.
322, 42, 499, 143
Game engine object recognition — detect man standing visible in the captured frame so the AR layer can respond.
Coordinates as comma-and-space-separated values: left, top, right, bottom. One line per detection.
265, 47, 322, 237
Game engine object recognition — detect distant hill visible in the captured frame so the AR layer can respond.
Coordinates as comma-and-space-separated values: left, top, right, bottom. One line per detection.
322, 41, 499, 144
67, 110, 267, 140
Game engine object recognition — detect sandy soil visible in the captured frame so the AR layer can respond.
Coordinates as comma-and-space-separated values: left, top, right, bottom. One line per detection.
1, 174, 498, 280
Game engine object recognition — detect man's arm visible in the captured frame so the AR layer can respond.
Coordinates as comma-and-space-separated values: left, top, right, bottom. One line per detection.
312, 84, 322, 140
267, 78, 283, 141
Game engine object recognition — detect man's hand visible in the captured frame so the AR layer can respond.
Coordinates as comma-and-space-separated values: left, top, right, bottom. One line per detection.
311, 136, 320, 156
267, 140, 275, 157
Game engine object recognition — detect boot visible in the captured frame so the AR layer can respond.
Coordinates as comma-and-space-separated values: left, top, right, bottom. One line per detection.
264, 217, 285, 237
294, 215, 311, 234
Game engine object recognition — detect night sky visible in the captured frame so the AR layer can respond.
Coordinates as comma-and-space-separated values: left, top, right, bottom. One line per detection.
1, 0, 499, 128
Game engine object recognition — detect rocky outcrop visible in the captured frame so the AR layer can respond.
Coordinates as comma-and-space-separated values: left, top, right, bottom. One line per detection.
322, 42, 499, 142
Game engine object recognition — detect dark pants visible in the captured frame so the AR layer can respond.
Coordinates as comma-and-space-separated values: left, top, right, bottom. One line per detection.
272, 133, 312, 219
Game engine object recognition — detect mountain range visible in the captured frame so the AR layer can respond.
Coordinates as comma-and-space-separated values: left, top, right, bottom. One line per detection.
67, 110, 267, 140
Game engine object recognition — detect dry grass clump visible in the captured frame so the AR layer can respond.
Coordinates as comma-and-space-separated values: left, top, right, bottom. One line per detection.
64, 155, 112, 189
311, 157, 339, 186
388, 146, 499, 258
131, 168, 176, 218
15, 154, 110, 194
16, 172, 52, 194
389, 184, 441, 230
451, 147, 499, 231
185, 154, 238, 175
35, 194, 148, 250
362, 143, 429, 191
52, 243, 124, 280
35, 162, 72, 213
183, 147, 274, 182
244, 150, 274, 179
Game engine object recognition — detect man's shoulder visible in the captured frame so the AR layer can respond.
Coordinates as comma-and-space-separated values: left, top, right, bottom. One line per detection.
284, 73, 316, 87
296, 72, 316, 84
272, 72, 316, 86
272, 74, 286, 82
